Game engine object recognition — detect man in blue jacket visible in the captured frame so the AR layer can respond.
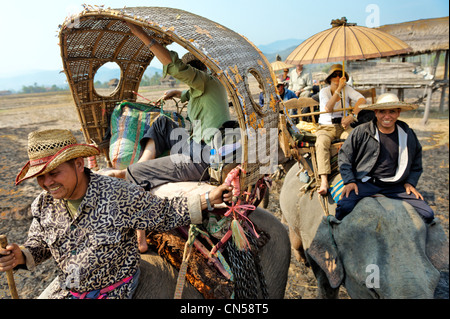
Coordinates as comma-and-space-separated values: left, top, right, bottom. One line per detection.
336, 93, 434, 223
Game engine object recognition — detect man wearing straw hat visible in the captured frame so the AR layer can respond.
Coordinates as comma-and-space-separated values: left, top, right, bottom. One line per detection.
0, 129, 232, 298
316, 64, 366, 195
335, 93, 434, 224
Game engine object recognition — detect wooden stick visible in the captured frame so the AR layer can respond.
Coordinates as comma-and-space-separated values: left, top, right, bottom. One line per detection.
290, 106, 354, 118
0, 235, 19, 299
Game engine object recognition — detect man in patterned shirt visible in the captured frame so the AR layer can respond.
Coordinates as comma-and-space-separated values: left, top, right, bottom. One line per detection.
0, 129, 232, 298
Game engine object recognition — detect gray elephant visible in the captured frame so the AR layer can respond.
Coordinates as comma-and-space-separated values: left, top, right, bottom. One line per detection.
280, 164, 449, 299
133, 207, 291, 298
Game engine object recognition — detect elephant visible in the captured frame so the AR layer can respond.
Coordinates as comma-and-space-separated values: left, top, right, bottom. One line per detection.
132, 181, 291, 299
280, 163, 449, 299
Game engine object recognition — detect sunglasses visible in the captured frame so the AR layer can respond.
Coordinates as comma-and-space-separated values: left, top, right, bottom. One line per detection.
330, 71, 343, 78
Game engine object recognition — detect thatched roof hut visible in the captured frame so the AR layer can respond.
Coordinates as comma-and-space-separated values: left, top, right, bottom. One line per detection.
377, 16, 449, 55
375, 17, 449, 122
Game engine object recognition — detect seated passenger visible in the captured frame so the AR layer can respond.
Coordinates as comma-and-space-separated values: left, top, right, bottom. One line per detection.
316, 64, 366, 195
101, 22, 231, 252
336, 93, 434, 224
289, 63, 313, 98
277, 79, 299, 122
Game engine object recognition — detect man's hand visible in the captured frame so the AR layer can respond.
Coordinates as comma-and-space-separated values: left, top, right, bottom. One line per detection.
209, 184, 233, 205
0, 243, 25, 272
126, 22, 154, 46
341, 114, 354, 129
126, 21, 172, 65
404, 183, 424, 200
162, 89, 182, 100
200, 184, 233, 211
337, 76, 347, 91
341, 182, 358, 199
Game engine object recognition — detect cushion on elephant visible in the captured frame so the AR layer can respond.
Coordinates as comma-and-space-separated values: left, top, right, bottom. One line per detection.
149, 181, 228, 210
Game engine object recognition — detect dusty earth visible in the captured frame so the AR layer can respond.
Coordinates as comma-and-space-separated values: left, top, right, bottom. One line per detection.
0, 88, 448, 300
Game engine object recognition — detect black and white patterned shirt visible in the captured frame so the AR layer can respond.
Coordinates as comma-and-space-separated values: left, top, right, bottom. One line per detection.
21, 169, 201, 298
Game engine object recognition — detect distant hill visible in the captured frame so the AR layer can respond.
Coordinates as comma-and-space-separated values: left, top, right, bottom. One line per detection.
258, 38, 303, 54
0, 38, 304, 92
263, 45, 301, 65
258, 38, 303, 64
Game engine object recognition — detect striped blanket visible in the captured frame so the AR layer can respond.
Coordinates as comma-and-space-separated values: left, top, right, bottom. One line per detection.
109, 101, 184, 169
329, 177, 344, 203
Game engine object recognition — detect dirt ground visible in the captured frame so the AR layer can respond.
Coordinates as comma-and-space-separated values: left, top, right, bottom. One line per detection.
0, 88, 448, 299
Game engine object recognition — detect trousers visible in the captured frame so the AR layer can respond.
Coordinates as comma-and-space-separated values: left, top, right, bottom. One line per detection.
126, 116, 210, 191
315, 124, 351, 175
335, 180, 434, 223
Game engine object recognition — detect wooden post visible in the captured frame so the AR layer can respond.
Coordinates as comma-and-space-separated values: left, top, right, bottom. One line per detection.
421, 85, 433, 125
439, 50, 449, 113
422, 51, 442, 125
0, 235, 19, 299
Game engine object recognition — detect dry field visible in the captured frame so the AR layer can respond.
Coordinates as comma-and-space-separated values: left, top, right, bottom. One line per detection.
0, 87, 448, 299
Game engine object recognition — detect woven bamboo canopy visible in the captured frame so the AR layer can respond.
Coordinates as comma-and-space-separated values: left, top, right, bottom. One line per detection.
59, 5, 280, 188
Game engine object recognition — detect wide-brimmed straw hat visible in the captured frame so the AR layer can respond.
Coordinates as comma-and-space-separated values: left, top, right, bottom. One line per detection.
359, 93, 418, 111
325, 64, 349, 84
16, 129, 99, 185
277, 79, 287, 86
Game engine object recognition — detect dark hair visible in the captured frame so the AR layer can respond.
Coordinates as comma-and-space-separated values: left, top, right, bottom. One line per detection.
182, 52, 207, 72
325, 72, 348, 84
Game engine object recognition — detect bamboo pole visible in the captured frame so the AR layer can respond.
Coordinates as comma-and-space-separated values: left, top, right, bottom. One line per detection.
0, 235, 19, 299
289, 106, 354, 118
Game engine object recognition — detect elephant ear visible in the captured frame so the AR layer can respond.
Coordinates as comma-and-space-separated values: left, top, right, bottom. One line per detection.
306, 216, 344, 288
426, 219, 449, 271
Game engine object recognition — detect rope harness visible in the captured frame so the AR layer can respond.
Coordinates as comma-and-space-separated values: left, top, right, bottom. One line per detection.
173, 166, 270, 299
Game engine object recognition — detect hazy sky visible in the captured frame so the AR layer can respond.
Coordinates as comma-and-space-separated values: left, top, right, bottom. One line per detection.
0, 0, 448, 76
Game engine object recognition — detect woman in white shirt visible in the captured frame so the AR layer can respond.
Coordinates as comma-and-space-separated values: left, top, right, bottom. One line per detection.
316, 64, 366, 195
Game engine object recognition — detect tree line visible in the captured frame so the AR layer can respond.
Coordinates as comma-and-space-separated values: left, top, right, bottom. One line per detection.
19, 72, 168, 94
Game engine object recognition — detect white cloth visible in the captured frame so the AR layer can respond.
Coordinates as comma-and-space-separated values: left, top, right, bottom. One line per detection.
288, 69, 312, 93
361, 125, 409, 184
318, 85, 364, 125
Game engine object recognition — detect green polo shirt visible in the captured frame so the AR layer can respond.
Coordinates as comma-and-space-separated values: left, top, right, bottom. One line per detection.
163, 51, 230, 145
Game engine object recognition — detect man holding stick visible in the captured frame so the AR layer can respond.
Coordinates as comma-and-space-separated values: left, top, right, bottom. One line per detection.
0, 129, 232, 299
315, 64, 366, 195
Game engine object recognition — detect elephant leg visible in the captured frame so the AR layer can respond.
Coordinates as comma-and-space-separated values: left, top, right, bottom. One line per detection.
288, 226, 307, 265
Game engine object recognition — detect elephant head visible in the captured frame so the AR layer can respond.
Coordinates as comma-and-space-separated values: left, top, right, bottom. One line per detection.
280, 164, 449, 299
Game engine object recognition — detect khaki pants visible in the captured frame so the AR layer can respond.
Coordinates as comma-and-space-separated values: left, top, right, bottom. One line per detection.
315, 124, 352, 175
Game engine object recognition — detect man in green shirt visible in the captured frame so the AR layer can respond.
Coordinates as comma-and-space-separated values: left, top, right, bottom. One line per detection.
104, 22, 230, 186
102, 22, 231, 252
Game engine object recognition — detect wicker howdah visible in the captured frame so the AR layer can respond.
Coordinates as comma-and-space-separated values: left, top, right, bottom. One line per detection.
59, 5, 281, 189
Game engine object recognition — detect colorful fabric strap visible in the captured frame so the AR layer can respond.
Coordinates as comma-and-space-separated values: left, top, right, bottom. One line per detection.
70, 275, 133, 299
330, 178, 344, 203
